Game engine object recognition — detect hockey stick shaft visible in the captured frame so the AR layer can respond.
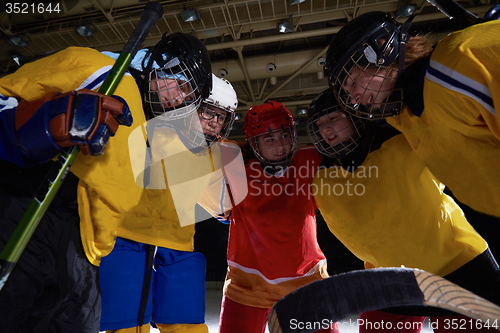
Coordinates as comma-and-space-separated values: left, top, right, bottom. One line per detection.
426, 0, 484, 26
0, 1, 163, 291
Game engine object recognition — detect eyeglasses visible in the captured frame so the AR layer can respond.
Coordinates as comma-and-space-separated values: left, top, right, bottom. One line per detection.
198, 106, 227, 125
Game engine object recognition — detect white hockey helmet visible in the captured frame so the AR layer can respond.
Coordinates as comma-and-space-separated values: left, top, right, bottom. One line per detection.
189, 74, 238, 146
206, 74, 238, 113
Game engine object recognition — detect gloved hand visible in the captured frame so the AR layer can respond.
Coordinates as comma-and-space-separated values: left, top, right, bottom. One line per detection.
14, 88, 133, 161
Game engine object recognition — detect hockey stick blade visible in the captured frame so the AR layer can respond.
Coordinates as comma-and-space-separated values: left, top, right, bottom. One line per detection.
268, 268, 500, 333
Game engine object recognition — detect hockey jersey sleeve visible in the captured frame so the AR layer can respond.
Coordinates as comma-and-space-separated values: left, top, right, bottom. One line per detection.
0, 95, 25, 166
425, 19, 500, 139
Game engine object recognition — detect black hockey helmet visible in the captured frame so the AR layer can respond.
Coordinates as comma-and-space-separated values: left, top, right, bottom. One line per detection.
324, 12, 413, 119
306, 89, 365, 158
140, 32, 212, 119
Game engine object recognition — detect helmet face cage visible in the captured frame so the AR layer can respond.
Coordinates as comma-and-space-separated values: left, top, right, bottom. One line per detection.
145, 58, 202, 120
141, 33, 212, 120
325, 12, 406, 120
248, 126, 298, 169
201, 101, 236, 144
331, 53, 403, 120
183, 102, 236, 148
332, 50, 402, 120
306, 103, 365, 158
188, 74, 238, 147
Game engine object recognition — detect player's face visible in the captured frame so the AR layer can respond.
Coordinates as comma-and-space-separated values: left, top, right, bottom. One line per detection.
316, 111, 356, 146
256, 130, 292, 161
341, 64, 398, 108
150, 76, 194, 109
195, 104, 227, 136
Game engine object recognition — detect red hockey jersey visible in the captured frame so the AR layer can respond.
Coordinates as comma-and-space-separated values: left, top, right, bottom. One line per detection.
224, 146, 328, 308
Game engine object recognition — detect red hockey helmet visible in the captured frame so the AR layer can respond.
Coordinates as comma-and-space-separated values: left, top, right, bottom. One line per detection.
244, 101, 297, 169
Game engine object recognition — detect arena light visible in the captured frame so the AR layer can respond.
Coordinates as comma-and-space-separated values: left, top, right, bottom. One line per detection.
181, 8, 201, 22
277, 18, 294, 33
11, 51, 25, 66
7, 34, 30, 47
296, 107, 308, 115
396, 1, 417, 17
75, 23, 97, 37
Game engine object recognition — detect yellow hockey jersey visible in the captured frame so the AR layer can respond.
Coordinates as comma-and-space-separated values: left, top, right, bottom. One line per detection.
122, 121, 228, 245
387, 19, 500, 217
313, 134, 487, 277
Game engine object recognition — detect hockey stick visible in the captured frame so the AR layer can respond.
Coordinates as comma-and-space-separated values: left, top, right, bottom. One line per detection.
426, 0, 500, 26
268, 268, 500, 333
0, 1, 164, 291
426, 0, 484, 26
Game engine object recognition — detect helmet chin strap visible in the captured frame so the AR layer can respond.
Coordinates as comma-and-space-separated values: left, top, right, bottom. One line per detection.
398, 15, 416, 77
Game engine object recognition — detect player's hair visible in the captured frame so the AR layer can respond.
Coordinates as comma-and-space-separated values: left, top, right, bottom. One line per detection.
405, 35, 434, 68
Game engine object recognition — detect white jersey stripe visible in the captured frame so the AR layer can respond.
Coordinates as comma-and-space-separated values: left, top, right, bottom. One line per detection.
76, 65, 132, 92
227, 258, 326, 285
426, 60, 496, 117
